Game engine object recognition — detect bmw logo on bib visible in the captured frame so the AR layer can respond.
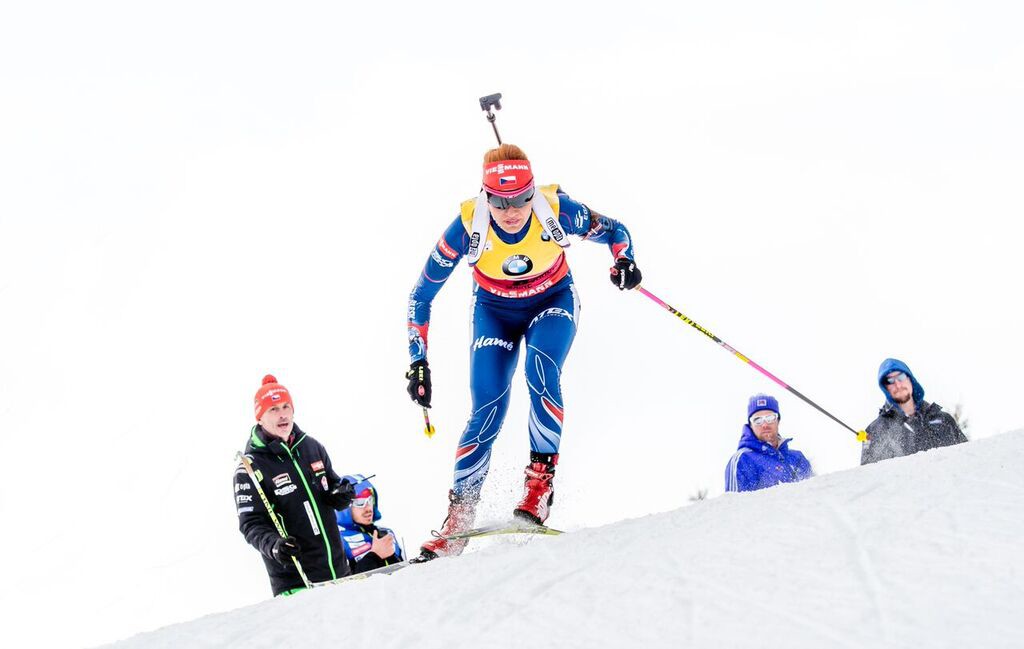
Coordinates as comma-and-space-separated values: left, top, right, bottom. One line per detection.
502, 255, 534, 277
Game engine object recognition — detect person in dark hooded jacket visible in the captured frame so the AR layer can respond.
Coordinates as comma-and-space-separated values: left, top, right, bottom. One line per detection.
335, 474, 405, 574
725, 394, 814, 492
861, 358, 967, 465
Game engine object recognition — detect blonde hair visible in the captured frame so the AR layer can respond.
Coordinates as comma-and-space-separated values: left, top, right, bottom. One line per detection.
483, 143, 528, 163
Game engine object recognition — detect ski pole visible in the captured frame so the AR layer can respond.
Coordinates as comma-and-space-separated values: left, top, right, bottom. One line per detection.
422, 407, 436, 438
479, 93, 503, 144
235, 452, 313, 588
635, 287, 868, 442
426, 93, 500, 443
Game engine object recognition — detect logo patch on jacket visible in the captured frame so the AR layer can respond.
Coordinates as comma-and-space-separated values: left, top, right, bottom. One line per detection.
343, 532, 371, 557
311, 461, 325, 472
321, 476, 329, 491
272, 473, 291, 488
502, 255, 534, 276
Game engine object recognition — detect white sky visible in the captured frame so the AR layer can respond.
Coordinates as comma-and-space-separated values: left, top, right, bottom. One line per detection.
1, 2, 1022, 647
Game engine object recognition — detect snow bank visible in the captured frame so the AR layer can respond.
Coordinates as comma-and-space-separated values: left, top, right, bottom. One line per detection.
105, 431, 1024, 649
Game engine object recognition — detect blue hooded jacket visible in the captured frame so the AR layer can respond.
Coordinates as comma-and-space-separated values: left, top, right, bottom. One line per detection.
862, 358, 967, 464
725, 425, 814, 492
335, 474, 404, 572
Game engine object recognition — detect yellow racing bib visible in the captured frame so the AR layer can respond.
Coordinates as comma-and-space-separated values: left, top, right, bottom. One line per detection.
460, 184, 564, 282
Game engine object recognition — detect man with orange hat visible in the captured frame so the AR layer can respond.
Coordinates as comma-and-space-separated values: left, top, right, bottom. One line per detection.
405, 143, 642, 562
234, 374, 355, 596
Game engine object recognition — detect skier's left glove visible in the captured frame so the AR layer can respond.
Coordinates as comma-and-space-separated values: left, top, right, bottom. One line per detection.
326, 478, 356, 510
610, 257, 642, 290
406, 359, 432, 408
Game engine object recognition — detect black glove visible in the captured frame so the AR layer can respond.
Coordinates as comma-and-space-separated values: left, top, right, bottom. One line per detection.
610, 258, 642, 290
406, 359, 431, 407
272, 536, 301, 566
326, 478, 356, 510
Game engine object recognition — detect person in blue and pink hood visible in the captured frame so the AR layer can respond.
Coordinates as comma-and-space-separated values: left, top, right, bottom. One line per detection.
725, 394, 814, 492
335, 474, 405, 574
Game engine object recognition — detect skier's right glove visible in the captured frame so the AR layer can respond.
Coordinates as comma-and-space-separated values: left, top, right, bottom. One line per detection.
271, 536, 301, 566
610, 257, 642, 290
406, 359, 431, 408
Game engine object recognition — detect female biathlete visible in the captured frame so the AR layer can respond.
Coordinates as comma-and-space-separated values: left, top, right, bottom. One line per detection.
405, 143, 642, 561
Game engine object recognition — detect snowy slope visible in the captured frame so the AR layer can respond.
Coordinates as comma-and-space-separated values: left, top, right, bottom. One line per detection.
104, 430, 1024, 649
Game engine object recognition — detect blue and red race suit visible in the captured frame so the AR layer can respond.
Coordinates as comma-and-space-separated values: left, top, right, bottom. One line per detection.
407, 184, 636, 496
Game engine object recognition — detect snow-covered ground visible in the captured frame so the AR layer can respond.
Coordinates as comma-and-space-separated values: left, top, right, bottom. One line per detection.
105, 430, 1024, 649
5, 4, 1024, 647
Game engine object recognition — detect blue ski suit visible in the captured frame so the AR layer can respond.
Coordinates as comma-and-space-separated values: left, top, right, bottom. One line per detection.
724, 425, 814, 492
407, 185, 635, 496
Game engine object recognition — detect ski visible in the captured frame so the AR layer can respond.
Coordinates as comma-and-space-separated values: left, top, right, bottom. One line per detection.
303, 561, 411, 587
438, 521, 564, 541
323, 560, 411, 584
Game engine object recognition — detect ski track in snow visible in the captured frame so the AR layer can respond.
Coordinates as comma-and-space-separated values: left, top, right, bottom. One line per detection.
821, 497, 891, 643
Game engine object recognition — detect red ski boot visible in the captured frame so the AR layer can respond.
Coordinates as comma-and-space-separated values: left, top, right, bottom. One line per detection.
513, 454, 558, 525
412, 489, 478, 563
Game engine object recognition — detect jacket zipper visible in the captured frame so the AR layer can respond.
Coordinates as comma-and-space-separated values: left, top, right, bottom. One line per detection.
775, 447, 800, 480
283, 444, 337, 581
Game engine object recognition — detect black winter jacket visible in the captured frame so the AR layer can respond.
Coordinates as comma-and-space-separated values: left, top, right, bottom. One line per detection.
861, 401, 967, 465
234, 425, 351, 595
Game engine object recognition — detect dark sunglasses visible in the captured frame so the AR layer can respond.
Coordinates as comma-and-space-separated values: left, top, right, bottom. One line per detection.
884, 372, 909, 385
486, 188, 535, 209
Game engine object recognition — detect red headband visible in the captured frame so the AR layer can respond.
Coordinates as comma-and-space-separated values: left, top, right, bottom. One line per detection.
482, 159, 533, 196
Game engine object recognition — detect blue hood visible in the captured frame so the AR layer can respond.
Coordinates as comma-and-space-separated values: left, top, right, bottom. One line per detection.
877, 358, 924, 406
335, 473, 381, 529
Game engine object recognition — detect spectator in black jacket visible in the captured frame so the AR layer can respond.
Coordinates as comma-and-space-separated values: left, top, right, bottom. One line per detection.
234, 374, 355, 596
862, 358, 968, 465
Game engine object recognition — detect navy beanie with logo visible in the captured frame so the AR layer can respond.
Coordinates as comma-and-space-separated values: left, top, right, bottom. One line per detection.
747, 394, 780, 420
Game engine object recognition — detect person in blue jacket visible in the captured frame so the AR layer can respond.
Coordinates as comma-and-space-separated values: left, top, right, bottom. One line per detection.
335, 474, 405, 574
405, 142, 642, 561
725, 394, 814, 492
